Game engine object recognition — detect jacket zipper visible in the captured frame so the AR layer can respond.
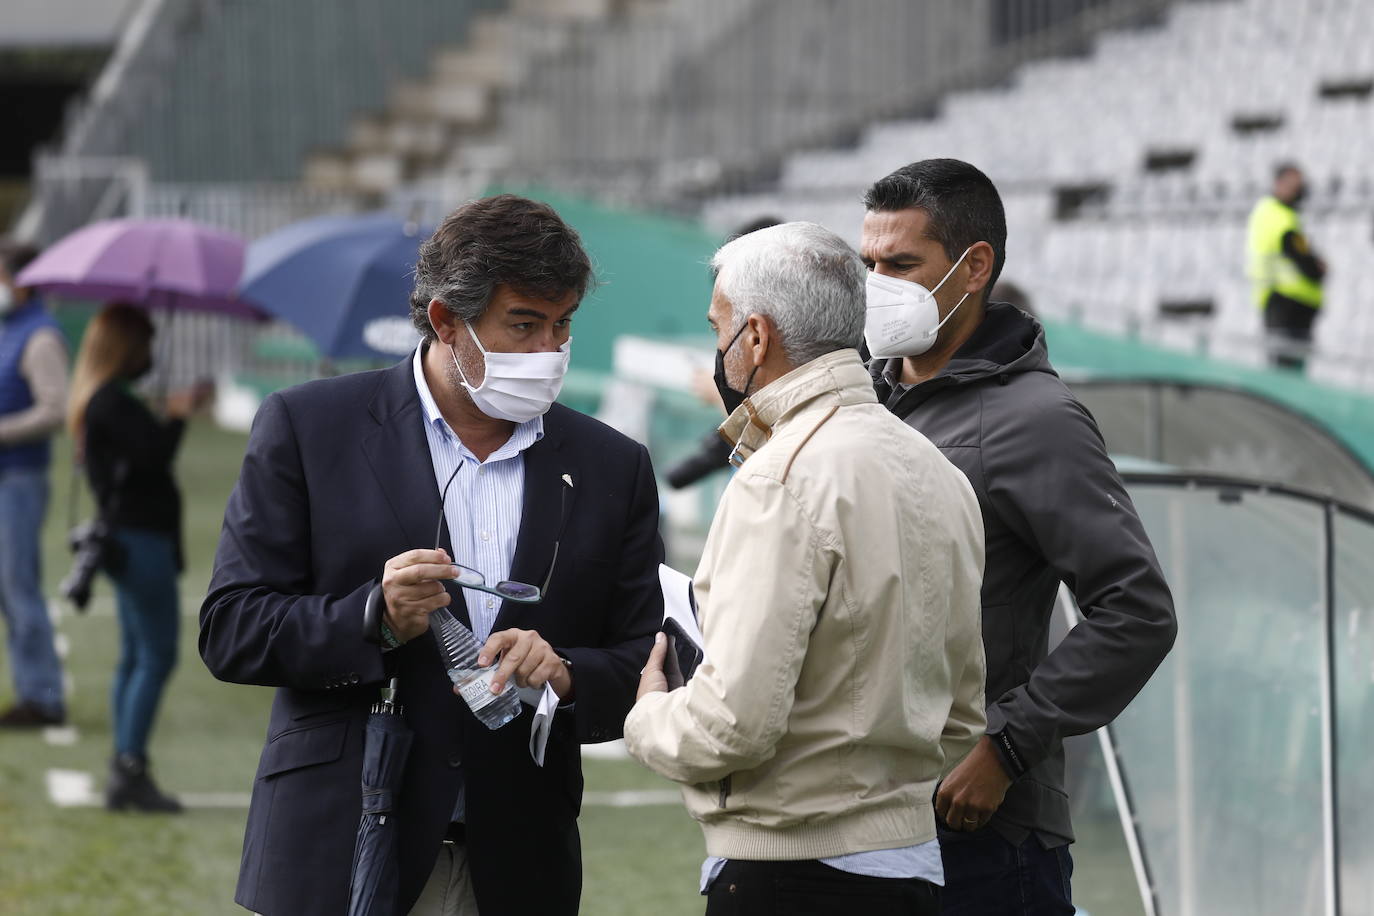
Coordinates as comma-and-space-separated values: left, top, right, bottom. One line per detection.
717, 774, 731, 808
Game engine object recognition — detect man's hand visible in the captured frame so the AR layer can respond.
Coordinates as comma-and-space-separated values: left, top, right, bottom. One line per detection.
636, 631, 669, 701
478, 629, 572, 700
935, 736, 1013, 832
381, 548, 456, 643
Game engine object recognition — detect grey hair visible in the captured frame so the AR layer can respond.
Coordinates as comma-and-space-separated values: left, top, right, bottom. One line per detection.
710, 222, 866, 366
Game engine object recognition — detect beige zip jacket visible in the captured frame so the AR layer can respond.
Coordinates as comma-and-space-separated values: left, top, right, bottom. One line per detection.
625, 348, 986, 861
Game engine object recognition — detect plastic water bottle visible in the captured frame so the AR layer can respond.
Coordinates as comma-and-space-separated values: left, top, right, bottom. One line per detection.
431, 608, 522, 730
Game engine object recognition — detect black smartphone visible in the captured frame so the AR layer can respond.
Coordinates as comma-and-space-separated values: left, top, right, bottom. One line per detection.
660, 617, 703, 689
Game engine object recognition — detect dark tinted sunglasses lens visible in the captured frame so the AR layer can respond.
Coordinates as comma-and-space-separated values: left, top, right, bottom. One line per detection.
495, 581, 540, 601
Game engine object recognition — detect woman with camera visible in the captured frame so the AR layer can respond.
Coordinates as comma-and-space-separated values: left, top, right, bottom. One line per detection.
67, 303, 210, 813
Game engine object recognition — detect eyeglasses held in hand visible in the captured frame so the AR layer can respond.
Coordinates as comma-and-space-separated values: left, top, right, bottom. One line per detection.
433, 462, 569, 604
447, 561, 542, 603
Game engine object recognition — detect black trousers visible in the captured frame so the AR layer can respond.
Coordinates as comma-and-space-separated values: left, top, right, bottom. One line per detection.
937, 829, 1074, 916
1264, 292, 1319, 370
703, 859, 940, 916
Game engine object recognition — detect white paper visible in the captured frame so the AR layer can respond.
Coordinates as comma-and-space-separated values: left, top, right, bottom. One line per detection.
659, 563, 706, 660
519, 683, 559, 767
519, 563, 702, 767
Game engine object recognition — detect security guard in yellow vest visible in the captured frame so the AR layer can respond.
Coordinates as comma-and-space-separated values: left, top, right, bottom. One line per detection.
1247, 163, 1325, 369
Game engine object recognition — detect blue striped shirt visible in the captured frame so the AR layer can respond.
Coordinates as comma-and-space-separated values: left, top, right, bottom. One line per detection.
415, 346, 546, 826
412, 345, 542, 642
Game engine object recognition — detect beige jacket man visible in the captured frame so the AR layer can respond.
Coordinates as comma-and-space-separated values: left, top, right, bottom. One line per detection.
625, 344, 986, 861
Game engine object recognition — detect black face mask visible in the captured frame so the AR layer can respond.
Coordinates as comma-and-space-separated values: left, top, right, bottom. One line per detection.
714, 321, 758, 415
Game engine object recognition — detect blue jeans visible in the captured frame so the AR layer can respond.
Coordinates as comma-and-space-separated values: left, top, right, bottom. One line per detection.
938, 828, 1073, 916
109, 527, 179, 757
0, 467, 65, 716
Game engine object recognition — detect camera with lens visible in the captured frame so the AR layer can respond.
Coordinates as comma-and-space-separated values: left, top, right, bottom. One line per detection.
60, 519, 121, 612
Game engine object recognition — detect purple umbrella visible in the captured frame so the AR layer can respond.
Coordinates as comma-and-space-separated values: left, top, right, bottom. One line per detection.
16, 218, 259, 318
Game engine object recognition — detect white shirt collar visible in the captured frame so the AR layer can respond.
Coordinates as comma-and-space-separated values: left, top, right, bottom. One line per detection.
412, 344, 544, 458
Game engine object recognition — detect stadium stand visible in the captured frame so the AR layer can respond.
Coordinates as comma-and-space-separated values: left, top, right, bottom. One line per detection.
701, 0, 1374, 389
22, 0, 1184, 234
18, 0, 1371, 399
397, 0, 1188, 207
18, 0, 505, 244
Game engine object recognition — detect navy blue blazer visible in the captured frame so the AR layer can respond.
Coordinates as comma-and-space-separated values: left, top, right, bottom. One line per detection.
200, 357, 663, 916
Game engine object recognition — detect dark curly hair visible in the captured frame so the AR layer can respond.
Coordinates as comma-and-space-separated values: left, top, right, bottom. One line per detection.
409, 194, 595, 340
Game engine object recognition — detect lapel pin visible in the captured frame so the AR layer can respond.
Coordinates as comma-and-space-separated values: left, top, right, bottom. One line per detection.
561, 474, 574, 488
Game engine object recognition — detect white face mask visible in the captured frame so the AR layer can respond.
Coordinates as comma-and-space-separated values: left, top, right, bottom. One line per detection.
863, 246, 973, 358
450, 321, 570, 423
0, 284, 14, 316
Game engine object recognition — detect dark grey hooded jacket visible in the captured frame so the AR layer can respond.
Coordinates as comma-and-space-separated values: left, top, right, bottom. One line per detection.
872, 301, 1177, 845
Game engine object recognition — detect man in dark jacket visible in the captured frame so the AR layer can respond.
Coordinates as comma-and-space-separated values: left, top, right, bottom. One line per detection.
201, 195, 663, 915
860, 159, 1177, 914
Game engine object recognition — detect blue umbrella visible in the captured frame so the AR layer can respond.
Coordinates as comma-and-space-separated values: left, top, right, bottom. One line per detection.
348, 678, 413, 916
238, 213, 434, 360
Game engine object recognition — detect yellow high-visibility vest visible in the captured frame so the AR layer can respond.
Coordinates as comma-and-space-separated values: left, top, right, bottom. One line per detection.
1247, 195, 1322, 309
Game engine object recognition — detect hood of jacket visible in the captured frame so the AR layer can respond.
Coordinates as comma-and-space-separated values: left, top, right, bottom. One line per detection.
871, 301, 1057, 414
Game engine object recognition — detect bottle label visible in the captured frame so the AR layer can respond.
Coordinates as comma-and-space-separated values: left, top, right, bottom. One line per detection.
454, 667, 507, 712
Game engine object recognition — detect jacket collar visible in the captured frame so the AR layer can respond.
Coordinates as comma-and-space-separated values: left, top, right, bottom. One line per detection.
411, 342, 544, 459
362, 359, 442, 552
871, 301, 1055, 417
366, 347, 563, 450
359, 355, 570, 546
720, 348, 874, 466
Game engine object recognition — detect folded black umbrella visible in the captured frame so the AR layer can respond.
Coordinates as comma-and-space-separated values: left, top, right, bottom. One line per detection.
349, 678, 413, 916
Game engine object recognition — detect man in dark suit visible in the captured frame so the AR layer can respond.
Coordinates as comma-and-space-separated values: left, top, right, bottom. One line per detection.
200, 195, 663, 916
